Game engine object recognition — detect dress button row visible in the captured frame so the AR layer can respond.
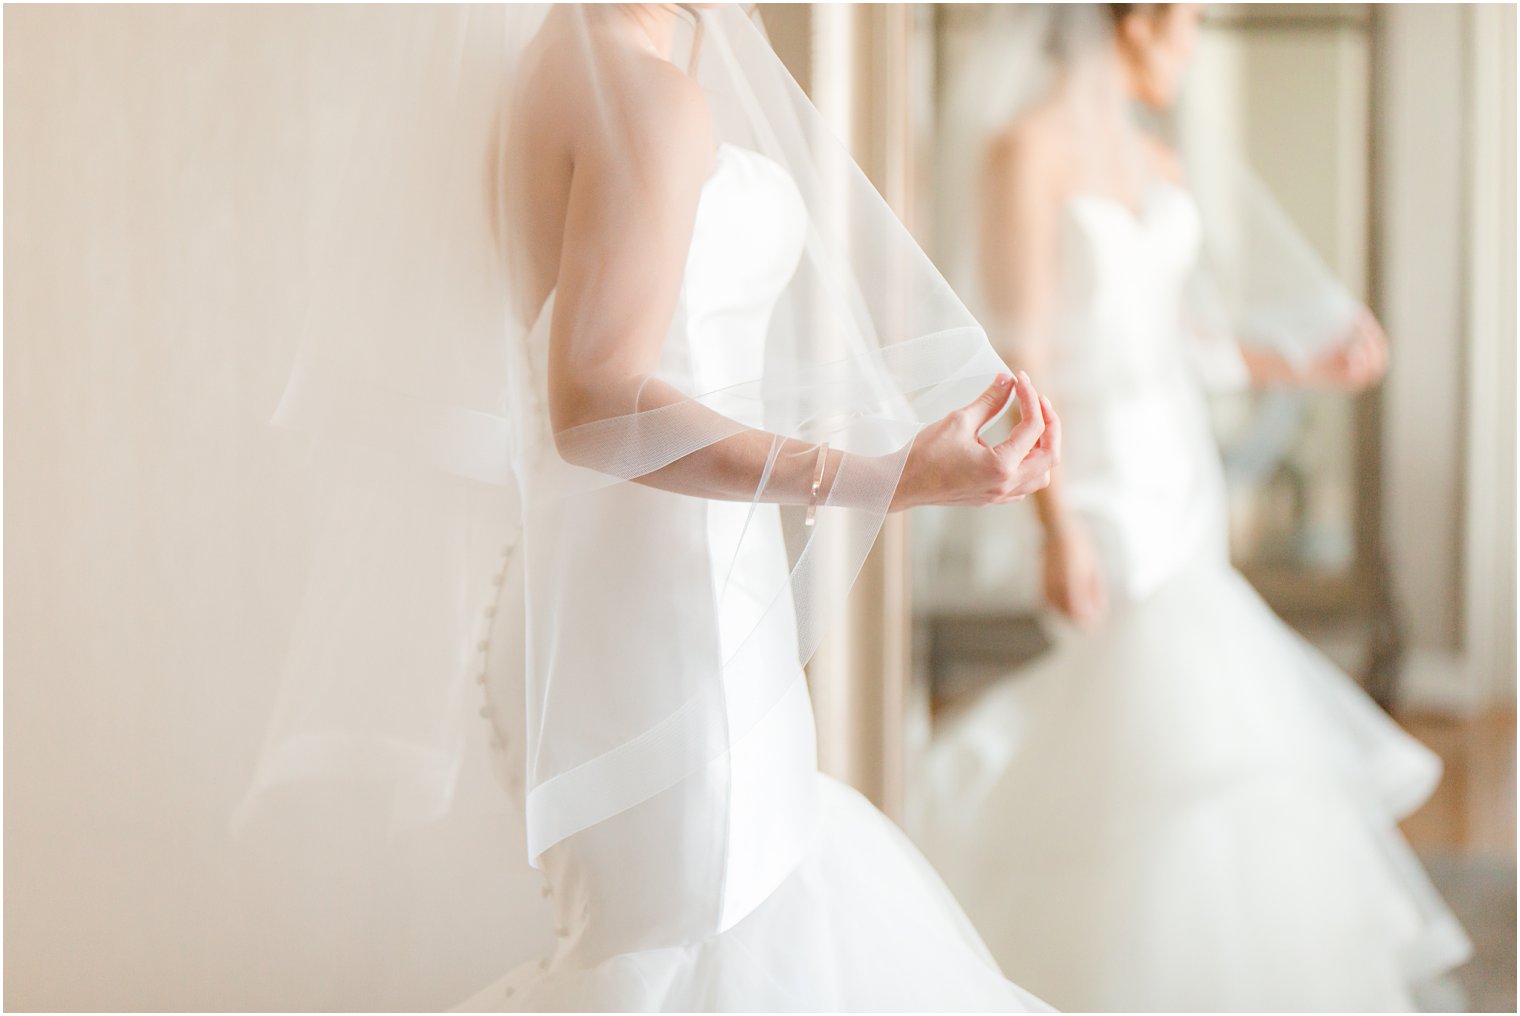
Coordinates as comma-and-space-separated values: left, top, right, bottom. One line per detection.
478, 542, 519, 756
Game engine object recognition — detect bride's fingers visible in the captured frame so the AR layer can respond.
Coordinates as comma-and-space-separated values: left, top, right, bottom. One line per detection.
992, 398, 1059, 501
958, 374, 1015, 432
1355, 335, 1381, 386
993, 372, 1045, 462
1036, 396, 1061, 462
1345, 343, 1367, 387
1011, 437, 1057, 482
1024, 448, 1057, 486
1362, 325, 1390, 378
1331, 342, 1366, 389
999, 461, 1052, 501
1348, 318, 1388, 385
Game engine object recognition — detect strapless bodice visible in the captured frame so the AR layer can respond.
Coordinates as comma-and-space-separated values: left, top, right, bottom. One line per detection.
1043, 182, 1232, 600
496, 142, 819, 967
1051, 182, 1204, 394
658, 144, 807, 407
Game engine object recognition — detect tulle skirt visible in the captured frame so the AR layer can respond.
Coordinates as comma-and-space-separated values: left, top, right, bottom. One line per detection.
454, 775, 1051, 1013
911, 558, 1472, 1012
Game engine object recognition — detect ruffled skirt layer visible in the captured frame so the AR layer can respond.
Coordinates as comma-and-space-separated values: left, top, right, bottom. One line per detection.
912, 560, 1471, 1012
455, 775, 1050, 1012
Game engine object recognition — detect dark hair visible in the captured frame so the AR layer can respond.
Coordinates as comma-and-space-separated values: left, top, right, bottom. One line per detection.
1105, 4, 1170, 27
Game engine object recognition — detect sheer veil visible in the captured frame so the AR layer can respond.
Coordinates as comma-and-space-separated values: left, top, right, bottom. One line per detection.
918, 4, 1367, 607
935, 4, 1362, 370
235, 3, 1010, 877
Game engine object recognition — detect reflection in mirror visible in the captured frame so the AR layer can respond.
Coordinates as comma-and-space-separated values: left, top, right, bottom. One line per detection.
914, 4, 1380, 695
1194, 5, 1373, 596
904, 5, 1471, 1011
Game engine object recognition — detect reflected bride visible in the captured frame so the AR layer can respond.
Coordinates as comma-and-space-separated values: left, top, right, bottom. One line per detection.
913, 4, 1470, 1012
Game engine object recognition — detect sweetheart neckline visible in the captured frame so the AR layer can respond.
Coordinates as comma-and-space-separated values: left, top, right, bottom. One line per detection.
1066, 180, 1188, 230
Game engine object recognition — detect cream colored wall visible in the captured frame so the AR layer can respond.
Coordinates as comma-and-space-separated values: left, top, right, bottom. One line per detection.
5, 7, 548, 1009
1377, 4, 1517, 710
1462, 2, 1518, 707
1377, 4, 1468, 657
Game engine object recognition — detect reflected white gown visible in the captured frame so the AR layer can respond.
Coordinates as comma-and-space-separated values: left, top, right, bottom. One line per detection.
454, 145, 1049, 1013
912, 184, 1472, 1012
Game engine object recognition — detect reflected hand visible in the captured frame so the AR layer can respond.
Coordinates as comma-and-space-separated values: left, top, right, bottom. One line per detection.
1043, 518, 1107, 628
1305, 308, 1389, 392
892, 372, 1061, 511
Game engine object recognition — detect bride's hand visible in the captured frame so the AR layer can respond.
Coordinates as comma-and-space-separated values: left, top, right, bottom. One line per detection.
1304, 308, 1390, 391
891, 372, 1060, 511
1042, 517, 1107, 628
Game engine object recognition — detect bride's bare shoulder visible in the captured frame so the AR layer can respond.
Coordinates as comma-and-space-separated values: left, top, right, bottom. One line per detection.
984, 113, 1066, 196
518, 9, 713, 164
610, 55, 714, 160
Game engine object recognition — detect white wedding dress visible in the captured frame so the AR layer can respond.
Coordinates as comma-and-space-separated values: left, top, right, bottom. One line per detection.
453, 144, 1049, 1013
911, 184, 1472, 1011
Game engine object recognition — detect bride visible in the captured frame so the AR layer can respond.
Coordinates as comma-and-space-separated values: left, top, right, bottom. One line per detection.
244, 5, 1057, 1011
912, 4, 1472, 1012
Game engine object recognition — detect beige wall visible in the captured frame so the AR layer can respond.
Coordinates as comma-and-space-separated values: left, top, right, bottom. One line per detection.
1377, 4, 1518, 710
5, 7, 548, 1009
1376, 4, 1468, 656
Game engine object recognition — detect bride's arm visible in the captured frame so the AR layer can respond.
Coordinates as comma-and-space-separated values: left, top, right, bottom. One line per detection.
979, 129, 1058, 376
1237, 310, 1390, 392
1138, 138, 1390, 395
981, 130, 1073, 533
982, 127, 1105, 625
548, 60, 1057, 512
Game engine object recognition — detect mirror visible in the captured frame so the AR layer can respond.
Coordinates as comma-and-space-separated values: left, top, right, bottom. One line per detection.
910, 3, 1382, 710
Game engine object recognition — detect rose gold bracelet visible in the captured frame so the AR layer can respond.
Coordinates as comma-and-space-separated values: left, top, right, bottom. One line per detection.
804, 442, 829, 527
